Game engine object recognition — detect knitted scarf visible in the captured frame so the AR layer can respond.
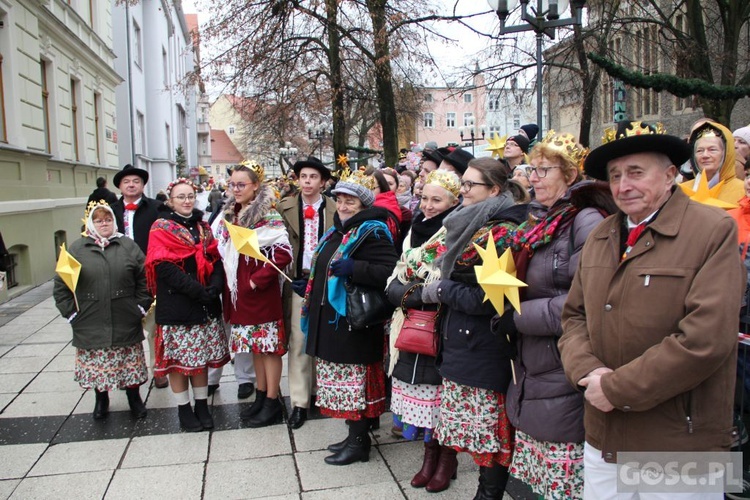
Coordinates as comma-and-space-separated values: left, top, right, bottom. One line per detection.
438, 192, 515, 279
300, 219, 392, 338
145, 217, 219, 295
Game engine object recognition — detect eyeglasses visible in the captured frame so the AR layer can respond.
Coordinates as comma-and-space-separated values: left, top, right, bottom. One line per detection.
525, 166, 562, 178
171, 194, 196, 202
228, 182, 249, 191
460, 180, 492, 191
93, 219, 114, 225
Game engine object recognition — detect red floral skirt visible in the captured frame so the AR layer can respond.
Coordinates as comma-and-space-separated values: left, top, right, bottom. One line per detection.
315, 359, 386, 420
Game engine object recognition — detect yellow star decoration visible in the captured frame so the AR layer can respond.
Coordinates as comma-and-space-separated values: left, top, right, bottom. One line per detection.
473, 236, 526, 315
225, 222, 292, 282
55, 243, 82, 311
679, 173, 737, 210
336, 154, 350, 168
485, 134, 507, 159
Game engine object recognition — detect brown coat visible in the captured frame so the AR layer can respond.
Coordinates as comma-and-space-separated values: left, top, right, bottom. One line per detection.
559, 187, 745, 463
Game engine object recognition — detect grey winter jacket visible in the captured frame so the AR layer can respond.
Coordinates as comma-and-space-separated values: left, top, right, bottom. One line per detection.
53, 236, 152, 349
506, 197, 605, 443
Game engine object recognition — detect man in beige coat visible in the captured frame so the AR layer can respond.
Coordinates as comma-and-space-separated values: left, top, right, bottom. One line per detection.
559, 121, 745, 499
278, 156, 335, 429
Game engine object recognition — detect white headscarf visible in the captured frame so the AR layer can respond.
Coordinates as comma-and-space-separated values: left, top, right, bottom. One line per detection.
85, 204, 123, 249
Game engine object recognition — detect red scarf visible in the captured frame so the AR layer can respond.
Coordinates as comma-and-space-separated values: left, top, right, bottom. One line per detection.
145, 218, 220, 295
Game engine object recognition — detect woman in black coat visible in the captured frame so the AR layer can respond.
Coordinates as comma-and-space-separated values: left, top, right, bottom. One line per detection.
145, 179, 230, 432
302, 174, 398, 466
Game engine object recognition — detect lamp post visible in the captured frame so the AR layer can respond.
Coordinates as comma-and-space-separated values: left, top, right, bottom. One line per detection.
487, 0, 586, 138
459, 122, 487, 156
279, 141, 298, 175
307, 124, 332, 159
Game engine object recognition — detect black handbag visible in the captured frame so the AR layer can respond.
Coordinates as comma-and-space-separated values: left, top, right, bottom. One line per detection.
344, 280, 395, 330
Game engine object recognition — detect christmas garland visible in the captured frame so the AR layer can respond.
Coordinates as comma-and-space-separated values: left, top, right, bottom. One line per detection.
588, 53, 750, 100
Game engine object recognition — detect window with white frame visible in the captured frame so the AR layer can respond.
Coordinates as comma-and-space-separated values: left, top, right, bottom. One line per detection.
228, 126, 235, 135
463, 112, 474, 127
136, 111, 145, 154
446, 112, 456, 128
464, 93, 473, 103
424, 93, 433, 103
423, 112, 434, 128
488, 95, 500, 111
513, 115, 520, 129
133, 20, 142, 67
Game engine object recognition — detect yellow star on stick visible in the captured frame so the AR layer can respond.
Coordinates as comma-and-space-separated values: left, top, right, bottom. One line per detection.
679, 174, 737, 209
55, 243, 82, 311
485, 134, 507, 159
473, 237, 527, 315
225, 222, 292, 282
336, 154, 350, 168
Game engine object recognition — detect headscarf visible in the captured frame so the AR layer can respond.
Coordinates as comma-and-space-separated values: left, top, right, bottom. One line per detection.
84, 203, 122, 249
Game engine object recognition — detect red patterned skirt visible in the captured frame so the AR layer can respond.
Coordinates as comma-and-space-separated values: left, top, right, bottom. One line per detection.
315, 359, 386, 420
154, 317, 230, 377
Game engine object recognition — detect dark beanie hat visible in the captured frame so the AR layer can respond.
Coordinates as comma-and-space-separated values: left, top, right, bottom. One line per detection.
443, 148, 475, 175
507, 135, 530, 154
519, 124, 539, 142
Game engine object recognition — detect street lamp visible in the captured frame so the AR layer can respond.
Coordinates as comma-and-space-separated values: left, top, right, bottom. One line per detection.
487, 0, 586, 137
279, 141, 298, 175
459, 122, 487, 156
307, 124, 332, 159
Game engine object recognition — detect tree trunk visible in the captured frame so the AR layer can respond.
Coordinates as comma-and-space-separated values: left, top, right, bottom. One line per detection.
325, 0, 347, 168
366, 0, 399, 168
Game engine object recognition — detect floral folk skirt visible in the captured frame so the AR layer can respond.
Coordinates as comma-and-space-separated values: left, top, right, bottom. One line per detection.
510, 430, 584, 499
391, 378, 441, 442
435, 378, 514, 467
230, 319, 287, 356
74, 343, 148, 391
154, 317, 230, 377
315, 359, 386, 420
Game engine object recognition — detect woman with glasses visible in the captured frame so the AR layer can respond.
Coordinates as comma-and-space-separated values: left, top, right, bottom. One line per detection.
418, 157, 528, 499
502, 133, 616, 499
146, 178, 229, 431
54, 201, 152, 421
213, 164, 292, 427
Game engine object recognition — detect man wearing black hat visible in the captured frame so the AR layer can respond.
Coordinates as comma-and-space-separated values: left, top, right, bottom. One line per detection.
278, 156, 336, 429
438, 147, 474, 177
419, 148, 444, 184
504, 135, 530, 170
111, 164, 166, 387
559, 121, 744, 498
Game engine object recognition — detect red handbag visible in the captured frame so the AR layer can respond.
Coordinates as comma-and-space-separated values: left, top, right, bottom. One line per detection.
394, 284, 440, 357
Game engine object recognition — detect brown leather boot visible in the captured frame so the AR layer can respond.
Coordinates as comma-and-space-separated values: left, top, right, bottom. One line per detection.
410, 438, 441, 488
424, 445, 458, 492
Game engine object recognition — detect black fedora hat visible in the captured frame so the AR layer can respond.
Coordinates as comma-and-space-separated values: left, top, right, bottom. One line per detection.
113, 164, 149, 188
292, 156, 331, 181
584, 121, 691, 181
443, 148, 475, 175
422, 148, 444, 166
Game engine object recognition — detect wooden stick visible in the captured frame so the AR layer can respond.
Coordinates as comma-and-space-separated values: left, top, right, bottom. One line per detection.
265, 260, 292, 282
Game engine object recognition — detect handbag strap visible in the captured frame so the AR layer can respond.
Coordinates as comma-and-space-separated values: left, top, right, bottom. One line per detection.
401, 283, 440, 318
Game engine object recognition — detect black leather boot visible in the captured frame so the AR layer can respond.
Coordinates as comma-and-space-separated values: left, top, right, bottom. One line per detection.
93, 389, 109, 420
125, 387, 147, 419
324, 419, 371, 465
246, 396, 283, 428
240, 389, 266, 419
473, 464, 510, 500
178, 403, 203, 432
193, 399, 214, 429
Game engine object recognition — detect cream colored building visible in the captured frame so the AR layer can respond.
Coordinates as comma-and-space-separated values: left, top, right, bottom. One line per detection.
0, 0, 121, 302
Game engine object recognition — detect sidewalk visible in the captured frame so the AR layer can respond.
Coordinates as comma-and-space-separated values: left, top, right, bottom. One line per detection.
0, 282, 530, 499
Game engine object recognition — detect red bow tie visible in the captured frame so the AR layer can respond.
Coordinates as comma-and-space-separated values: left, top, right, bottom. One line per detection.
626, 222, 647, 247
125, 203, 139, 211
304, 205, 316, 220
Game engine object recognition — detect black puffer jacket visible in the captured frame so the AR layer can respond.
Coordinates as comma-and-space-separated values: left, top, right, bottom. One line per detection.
152, 208, 224, 326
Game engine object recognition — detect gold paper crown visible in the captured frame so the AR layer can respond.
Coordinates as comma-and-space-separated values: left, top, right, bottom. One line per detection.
540, 130, 588, 166
602, 121, 666, 144
695, 128, 720, 140
81, 200, 112, 235
238, 160, 265, 183
425, 170, 461, 197
349, 169, 377, 191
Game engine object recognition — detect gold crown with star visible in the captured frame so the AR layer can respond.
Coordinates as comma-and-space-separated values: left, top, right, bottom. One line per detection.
336, 166, 376, 190
602, 121, 666, 144
237, 160, 265, 183
81, 200, 112, 235
425, 170, 461, 197
540, 130, 589, 166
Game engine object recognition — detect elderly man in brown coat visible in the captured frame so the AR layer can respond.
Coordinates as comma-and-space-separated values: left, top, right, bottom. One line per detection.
559, 121, 745, 499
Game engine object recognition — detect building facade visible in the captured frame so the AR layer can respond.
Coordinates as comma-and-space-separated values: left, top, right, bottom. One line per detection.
0, 0, 121, 301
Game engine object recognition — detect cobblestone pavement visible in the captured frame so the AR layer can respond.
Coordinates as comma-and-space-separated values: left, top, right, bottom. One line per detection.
0, 282, 532, 499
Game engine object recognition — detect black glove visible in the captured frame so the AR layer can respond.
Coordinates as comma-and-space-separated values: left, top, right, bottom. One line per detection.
491, 308, 518, 344
199, 286, 216, 305
330, 258, 355, 277
291, 279, 308, 297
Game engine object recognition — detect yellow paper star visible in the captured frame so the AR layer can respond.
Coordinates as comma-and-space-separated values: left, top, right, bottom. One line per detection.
679, 174, 737, 209
485, 134, 507, 159
473, 237, 526, 314
336, 154, 350, 167
225, 222, 292, 282
56, 243, 82, 310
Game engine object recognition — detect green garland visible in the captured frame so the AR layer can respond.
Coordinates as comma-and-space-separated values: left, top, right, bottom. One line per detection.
588, 53, 750, 100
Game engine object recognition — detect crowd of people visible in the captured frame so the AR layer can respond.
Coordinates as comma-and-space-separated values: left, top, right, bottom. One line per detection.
50, 118, 750, 499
